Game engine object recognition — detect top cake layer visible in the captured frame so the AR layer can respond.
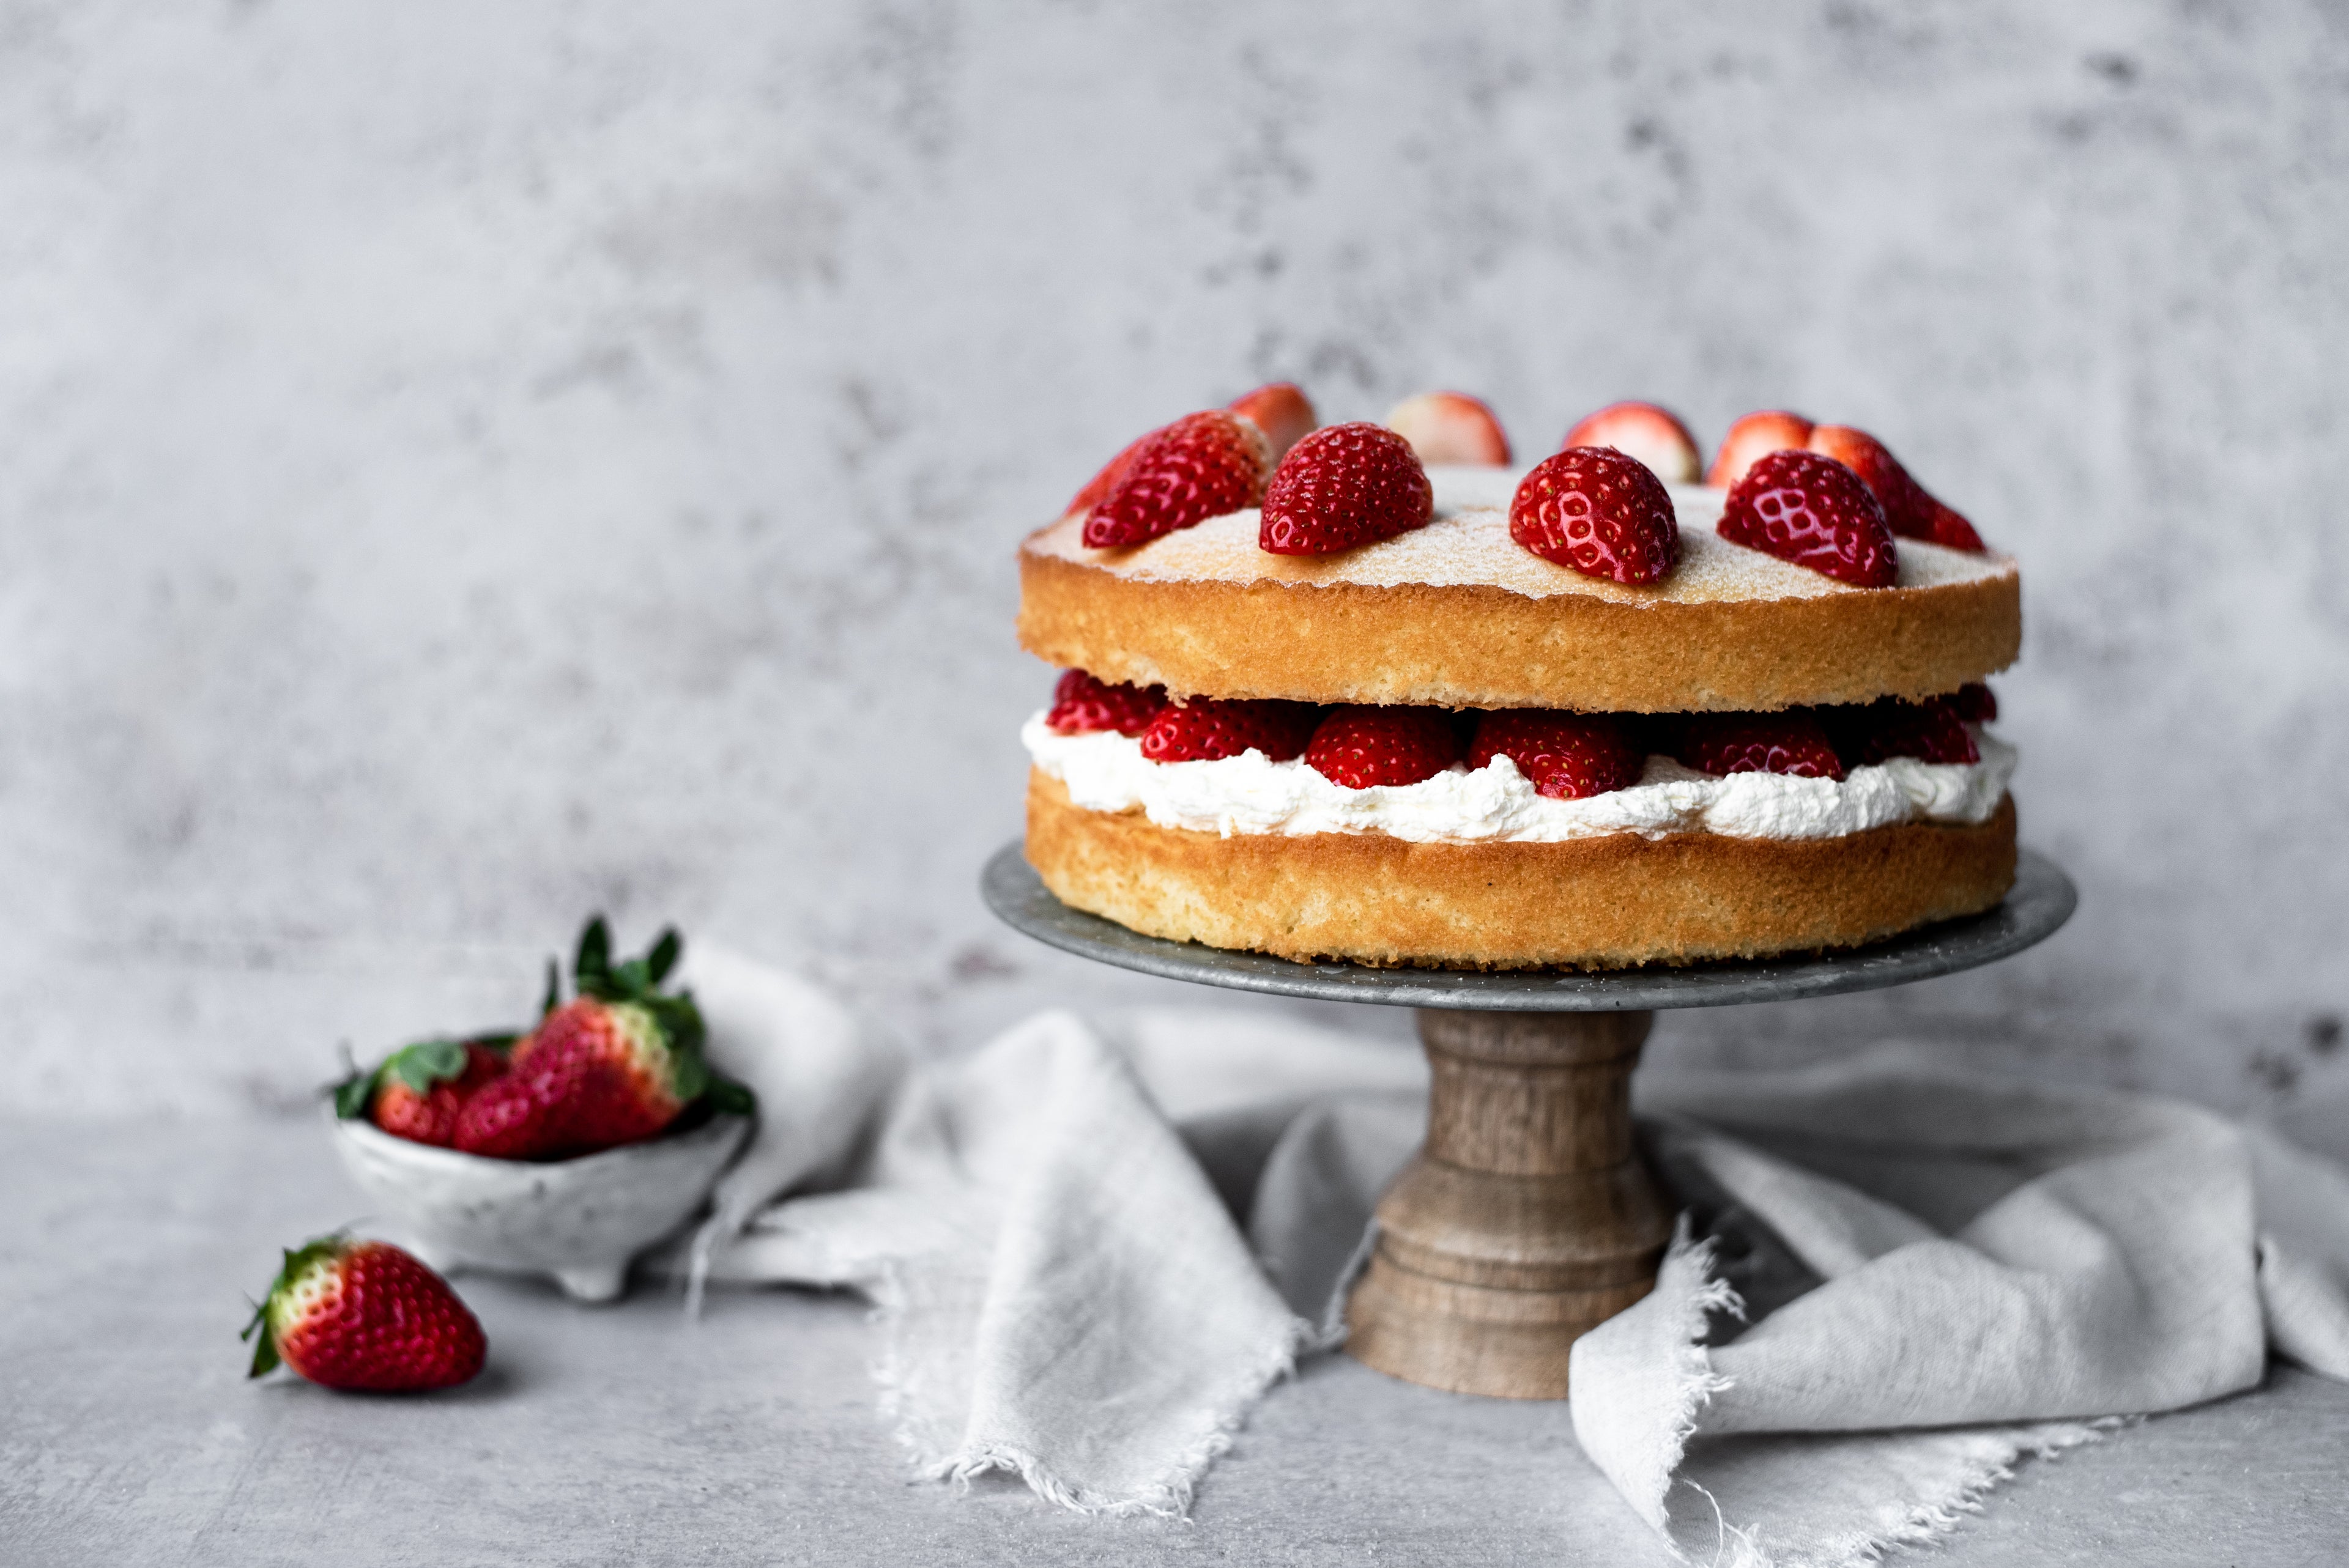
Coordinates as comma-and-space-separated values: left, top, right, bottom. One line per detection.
1019, 465, 2020, 713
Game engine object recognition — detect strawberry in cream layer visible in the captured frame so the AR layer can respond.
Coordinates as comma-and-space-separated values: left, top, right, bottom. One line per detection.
1023, 713, 2015, 845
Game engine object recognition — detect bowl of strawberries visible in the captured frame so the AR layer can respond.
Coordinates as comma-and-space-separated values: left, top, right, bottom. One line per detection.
330, 919, 754, 1303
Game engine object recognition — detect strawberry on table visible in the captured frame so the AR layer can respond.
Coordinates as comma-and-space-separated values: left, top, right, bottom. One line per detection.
1046, 669, 1168, 736
1716, 448, 1898, 588
1510, 446, 1682, 585
1139, 698, 1321, 763
1805, 425, 1986, 552
1227, 382, 1318, 465
243, 1235, 485, 1392
1082, 410, 1271, 549
1559, 401, 1701, 484
1678, 712, 1847, 780
1305, 706, 1463, 788
1386, 391, 1512, 466
1259, 423, 1434, 555
1469, 711, 1646, 799
338, 1037, 510, 1148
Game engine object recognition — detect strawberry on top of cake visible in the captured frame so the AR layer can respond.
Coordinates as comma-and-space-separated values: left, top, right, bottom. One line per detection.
1065, 382, 1985, 586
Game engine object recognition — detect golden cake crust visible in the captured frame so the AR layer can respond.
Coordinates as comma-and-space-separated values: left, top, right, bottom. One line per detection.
1025, 769, 2019, 969
1016, 484, 2020, 711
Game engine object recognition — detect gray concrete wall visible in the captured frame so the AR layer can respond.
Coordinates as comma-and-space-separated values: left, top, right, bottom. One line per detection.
5, 0, 2344, 1119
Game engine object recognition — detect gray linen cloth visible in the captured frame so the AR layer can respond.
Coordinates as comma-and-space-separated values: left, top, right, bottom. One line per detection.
666, 946, 2349, 1565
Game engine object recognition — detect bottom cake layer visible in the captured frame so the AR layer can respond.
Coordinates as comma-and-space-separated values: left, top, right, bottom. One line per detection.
1025, 768, 2018, 969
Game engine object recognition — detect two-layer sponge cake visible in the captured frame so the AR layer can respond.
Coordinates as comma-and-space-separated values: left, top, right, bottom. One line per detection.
1017, 390, 2021, 969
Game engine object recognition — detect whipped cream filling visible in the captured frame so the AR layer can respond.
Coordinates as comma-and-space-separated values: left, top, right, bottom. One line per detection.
1022, 714, 2016, 845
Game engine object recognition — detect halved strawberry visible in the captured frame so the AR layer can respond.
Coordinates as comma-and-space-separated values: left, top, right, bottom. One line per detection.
1559, 402, 1701, 483
1139, 698, 1321, 763
1228, 382, 1318, 465
1260, 423, 1435, 555
1678, 712, 1846, 780
1386, 391, 1512, 465
1047, 669, 1168, 736
1806, 425, 1985, 551
1468, 711, 1645, 799
1706, 410, 1815, 489
1716, 449, 1898, 588
245, 1235, 485, 1391
1068, 427, 1161, 516
1510, 446, 1682, 585
1953, 682, 1998, 723
1304, 706, 1463, 788
1831, 697, 1980, 767
1083, 411, 1272, 549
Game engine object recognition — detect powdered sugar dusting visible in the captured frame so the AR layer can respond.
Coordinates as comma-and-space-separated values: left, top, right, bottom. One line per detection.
1028, 466, 2014, 605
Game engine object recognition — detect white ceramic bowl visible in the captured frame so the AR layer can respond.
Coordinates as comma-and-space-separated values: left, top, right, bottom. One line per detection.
328, 1109, 751, 1303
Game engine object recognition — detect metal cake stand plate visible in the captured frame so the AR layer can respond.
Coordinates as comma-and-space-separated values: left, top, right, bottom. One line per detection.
982, 842, 2077, 1399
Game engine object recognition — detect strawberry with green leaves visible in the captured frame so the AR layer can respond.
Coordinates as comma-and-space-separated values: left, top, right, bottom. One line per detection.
451, 917, 751, 1161
335, 1036, 511, 1147
243, 1233, 485, 1391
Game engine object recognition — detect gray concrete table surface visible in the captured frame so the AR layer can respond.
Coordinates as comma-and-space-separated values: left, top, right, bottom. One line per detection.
4, 1117, 2345, 1568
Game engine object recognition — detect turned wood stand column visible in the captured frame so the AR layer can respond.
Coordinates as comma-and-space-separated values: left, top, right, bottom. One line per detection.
985, 842, 2077, 1405
1343, 1008, 1674, 1400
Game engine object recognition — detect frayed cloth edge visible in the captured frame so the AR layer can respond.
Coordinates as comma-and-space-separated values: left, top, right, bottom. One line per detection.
1649, 1223, 1744, 1535
864, 1262, 1315, 1518
1695, 1418, 2121, 1568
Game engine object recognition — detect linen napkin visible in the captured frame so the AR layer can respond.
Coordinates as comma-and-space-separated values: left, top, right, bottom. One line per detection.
1571, 1052, 2349, 1565
673, 943, 907, 1312
668, 949, 2349, 1562
674, 972, 1424, 1511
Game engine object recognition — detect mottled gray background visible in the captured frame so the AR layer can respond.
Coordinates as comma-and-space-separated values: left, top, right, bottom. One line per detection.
5, 0, 2343, 1120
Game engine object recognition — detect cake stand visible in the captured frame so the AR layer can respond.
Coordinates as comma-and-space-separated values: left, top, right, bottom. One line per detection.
982, 841, 2077, 1400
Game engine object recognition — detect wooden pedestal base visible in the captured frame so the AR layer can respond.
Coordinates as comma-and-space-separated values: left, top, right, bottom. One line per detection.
1345, 1009, 1672, 1400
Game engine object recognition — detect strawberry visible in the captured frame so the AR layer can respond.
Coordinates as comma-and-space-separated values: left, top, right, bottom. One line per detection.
1953, 682, 1997, 723
1260, 423, 1435, 556
1068, 427, 1162, 516
514, 998, 699, 1152
1304, 706, 1463, 788
1716, 448, 1898, 588
1083, 411, 1272, 549
1047, 669, 1168, 736
243, 1235, 485, 1391
1831, 697, 1979, 767
349, 1038, 510, 1148
450, 919, 746, 1161
1386, 391, 1512, 465
1139, 698, 1321, 763
1678, 712, 1846, 780
1468, 710, 1646, 799
1706, 410, 1815, 489
1806, 425, 1984, 551
1559, 401, 1701, 484
1924, 500, 1983, 552
450, 1043, 596, 1160
1228, 382, 1318, 465
1510, 446, 1682, 585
